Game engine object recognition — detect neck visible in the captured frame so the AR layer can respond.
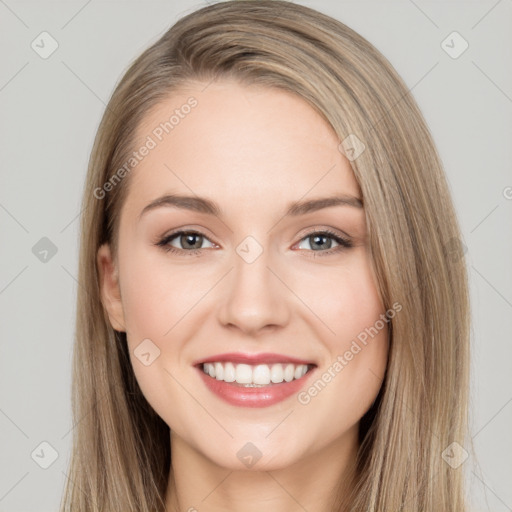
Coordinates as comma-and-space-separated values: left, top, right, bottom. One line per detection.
165, 426, 359, 512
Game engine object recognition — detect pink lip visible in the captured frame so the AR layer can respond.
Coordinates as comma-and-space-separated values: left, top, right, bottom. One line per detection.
194, 353, 317, 408
193, 352, 315, 366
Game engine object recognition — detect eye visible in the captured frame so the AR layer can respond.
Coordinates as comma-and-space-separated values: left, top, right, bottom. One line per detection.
295, 229, 353, 256
155, 228, 353, 257
156, 230, 216, 254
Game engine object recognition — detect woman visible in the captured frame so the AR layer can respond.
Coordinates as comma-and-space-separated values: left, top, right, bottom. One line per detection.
61, 1, 471, 510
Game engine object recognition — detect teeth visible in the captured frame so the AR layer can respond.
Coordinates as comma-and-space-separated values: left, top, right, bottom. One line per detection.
284, 364, 295, 382
253, 364, 271, 385
201, 362, 311, 386
215, 362, 224, 381
224, 362, 236, 382
235, 363, 252, 384
270, 364, 284, 383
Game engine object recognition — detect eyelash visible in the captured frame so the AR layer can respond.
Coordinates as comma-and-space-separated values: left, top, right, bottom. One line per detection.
155, 228, 353, 258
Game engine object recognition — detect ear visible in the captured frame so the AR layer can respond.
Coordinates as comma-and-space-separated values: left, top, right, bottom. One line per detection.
97, 243, 126, 332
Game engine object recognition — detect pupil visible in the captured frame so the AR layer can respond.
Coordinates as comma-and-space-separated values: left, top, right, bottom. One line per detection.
183, 233, 202, 249
312, 234, 330, 250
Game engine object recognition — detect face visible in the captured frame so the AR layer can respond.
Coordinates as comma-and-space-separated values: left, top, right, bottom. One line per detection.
98, 79, 389, 471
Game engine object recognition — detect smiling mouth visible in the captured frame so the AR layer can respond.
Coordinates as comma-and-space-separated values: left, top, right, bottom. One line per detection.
200, 361, 315, 387
195, 353, 317, 407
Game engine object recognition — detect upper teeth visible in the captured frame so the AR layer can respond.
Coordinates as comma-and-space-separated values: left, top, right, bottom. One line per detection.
202, 362, 310, 386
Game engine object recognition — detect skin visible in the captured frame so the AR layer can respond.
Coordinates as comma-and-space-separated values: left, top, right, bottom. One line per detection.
98, 79, 389, 512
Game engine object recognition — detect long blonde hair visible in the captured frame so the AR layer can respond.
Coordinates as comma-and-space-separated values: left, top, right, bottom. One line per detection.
61, 1, 471, 510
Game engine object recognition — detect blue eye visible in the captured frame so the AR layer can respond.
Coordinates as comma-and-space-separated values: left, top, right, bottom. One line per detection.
155, 229, 353, 256
295, 230, 352, 256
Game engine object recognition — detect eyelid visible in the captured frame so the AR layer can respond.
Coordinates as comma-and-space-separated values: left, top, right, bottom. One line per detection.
156, 225, 219, 244
292, 228, 353, 256
155, 225, 353, 256
294, 225, 352, 244
155, 228, 218, 252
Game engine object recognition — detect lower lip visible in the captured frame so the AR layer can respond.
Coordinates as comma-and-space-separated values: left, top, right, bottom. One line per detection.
197, 366, 315, 408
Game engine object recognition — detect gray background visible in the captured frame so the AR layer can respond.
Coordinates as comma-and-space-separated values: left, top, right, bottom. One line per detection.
0, 1, 511, 510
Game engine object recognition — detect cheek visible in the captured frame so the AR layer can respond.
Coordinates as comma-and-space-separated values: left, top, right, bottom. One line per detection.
117, 249, 213, 414
332, 255, 389, 378
119, 248, 206, 340
333, 267, 384, 342
296, 251, 386, 347
118, 252, 192, 429
297, 252, 389, 408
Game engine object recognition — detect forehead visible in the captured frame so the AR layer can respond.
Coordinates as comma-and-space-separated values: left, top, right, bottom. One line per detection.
124, 80, 361, 215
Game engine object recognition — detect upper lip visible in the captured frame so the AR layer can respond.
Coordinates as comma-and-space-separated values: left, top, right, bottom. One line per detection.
193, 352, 316, 366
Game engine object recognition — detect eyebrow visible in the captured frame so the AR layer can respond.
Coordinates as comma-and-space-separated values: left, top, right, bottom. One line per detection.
138, 193, 363, 221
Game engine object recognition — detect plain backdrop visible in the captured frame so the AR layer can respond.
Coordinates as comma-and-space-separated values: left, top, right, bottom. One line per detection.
0, 1, 511, 511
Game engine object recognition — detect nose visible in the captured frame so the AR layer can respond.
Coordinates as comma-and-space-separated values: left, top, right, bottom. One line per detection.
217, 244, 291, 336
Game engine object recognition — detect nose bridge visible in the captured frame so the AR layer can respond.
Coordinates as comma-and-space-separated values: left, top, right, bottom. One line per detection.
218, 236, 290, 334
